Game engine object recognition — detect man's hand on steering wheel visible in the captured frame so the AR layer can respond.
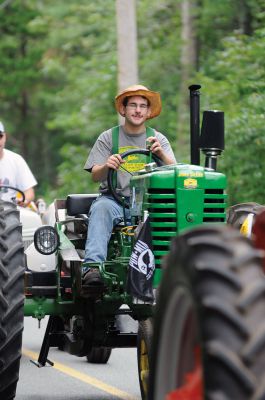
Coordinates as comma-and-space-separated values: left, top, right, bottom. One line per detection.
146, 136, 163, 156
106, 153, 125, 171
146, 136, 175, 165
107, 148, 163, 208
17, 198, 30, 207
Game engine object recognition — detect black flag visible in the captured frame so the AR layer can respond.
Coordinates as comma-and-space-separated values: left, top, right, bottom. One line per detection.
127, 217, 155, 303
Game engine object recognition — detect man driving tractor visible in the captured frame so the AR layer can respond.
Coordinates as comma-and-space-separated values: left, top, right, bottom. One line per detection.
82, 84, 176, 294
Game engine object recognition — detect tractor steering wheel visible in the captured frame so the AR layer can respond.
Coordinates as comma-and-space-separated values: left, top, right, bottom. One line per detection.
0, 185, 26, 204
107, 148, 163, 208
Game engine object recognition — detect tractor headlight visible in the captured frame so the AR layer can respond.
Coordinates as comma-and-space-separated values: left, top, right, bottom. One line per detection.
34, 226, 60, 255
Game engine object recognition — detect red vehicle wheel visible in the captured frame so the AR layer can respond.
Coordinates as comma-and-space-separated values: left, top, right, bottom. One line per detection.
149, 282, 203, 400
149, 225, 265, 400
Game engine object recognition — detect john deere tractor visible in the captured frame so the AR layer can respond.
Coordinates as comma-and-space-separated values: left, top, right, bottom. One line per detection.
148, 97, 265, 398
0, 85, 233, 400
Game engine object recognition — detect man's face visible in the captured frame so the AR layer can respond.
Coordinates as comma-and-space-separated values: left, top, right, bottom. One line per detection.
0, 132, 6, 157
121, 95, 151, 127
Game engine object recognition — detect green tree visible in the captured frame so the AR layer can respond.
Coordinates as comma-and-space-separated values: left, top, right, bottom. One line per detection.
0, 0, 52, 187
1, 0, 265, 206
198, 26, 265, 204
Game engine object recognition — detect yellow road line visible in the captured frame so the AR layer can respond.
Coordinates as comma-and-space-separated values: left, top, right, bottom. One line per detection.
22, 348, 138, 400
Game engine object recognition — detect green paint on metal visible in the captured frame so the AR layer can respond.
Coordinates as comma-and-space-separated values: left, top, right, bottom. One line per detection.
24, 162, 227, 325
131, 163, 227, 288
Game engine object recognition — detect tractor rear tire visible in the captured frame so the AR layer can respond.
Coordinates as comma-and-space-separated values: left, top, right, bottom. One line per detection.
148, 225, 265, 400
86, 347, 112, 364
0, 200, 25, 400
137, 318, 153, 400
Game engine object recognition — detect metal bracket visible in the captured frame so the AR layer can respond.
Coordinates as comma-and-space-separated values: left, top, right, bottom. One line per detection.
30, 315, 59, 368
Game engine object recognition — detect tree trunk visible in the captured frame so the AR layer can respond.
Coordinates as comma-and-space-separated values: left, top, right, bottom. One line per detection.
237, 0, 252, 35
20, 34, 29, 159
176, 0, 198, 160
116, 0, 138, 122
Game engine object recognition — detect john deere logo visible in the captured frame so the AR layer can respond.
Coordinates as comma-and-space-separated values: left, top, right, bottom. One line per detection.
184, 178, 198, 189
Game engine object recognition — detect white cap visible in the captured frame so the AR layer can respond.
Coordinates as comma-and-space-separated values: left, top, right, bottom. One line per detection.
0, 121, 5, 133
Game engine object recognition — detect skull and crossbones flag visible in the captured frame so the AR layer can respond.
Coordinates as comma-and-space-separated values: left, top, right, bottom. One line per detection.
127, 216, 155, 302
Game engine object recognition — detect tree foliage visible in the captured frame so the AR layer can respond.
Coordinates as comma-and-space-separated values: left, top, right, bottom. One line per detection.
198, 27, 265, 204
0, 0, 264, 205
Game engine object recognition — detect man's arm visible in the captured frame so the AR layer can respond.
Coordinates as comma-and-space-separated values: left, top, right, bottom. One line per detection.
24, 187, 35, 202
91, 154, 125, 182
24, 188, 35, 204
18, 187, 35, 207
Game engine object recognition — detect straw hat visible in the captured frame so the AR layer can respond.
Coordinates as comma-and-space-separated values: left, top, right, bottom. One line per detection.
115, 84, 162, 119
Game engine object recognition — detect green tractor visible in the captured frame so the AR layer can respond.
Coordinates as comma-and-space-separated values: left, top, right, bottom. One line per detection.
148, 98, 265, 398
0, 85, 230, 399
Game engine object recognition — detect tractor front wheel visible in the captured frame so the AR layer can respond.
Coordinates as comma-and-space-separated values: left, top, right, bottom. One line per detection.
86, 347, 112, 364
137, 318, 153, 400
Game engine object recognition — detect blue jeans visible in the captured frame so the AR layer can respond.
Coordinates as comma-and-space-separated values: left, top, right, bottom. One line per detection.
84, 195, 130, 264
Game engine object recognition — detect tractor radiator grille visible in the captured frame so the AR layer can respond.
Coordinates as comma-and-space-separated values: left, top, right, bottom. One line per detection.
147, 188, 176, 267
203, 189, 226, 222
147, 188, 226, 267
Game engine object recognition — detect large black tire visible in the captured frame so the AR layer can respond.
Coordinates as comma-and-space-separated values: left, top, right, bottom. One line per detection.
86, 347, 112, 364
137, 318, 153, 400
148, 225, 265, 400
0, 200, 25, 399
227, 202, 265, 230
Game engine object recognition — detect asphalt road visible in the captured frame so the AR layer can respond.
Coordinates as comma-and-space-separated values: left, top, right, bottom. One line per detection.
16, 317, 141, 400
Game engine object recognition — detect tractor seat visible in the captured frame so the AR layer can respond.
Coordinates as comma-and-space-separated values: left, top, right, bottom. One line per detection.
66, 194, 98, 216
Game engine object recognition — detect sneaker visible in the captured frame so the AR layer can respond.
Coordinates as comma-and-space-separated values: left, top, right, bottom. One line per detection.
81, 268, 104, 298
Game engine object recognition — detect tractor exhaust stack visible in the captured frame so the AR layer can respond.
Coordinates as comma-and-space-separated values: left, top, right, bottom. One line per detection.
189, 84, 201, 166
200, 110, 225, 171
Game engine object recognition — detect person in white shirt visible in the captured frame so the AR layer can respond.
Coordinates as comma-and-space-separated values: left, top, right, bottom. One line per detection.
0, 121, 37, 205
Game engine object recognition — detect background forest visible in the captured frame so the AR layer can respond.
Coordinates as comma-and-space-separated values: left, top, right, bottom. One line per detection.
0, 0, 265, 205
